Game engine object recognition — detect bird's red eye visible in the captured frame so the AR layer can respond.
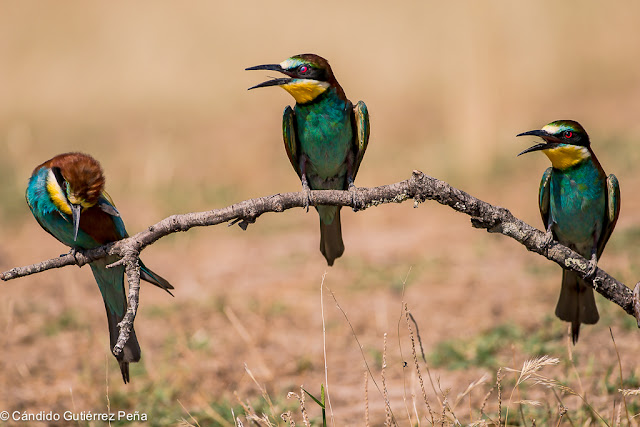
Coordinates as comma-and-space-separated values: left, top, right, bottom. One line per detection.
299, 65, 308, 73
564, 131, 573, 139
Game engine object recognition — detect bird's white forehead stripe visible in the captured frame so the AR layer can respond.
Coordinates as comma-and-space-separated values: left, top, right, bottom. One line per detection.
541, 124, 561, 134
280, 58, 304, 69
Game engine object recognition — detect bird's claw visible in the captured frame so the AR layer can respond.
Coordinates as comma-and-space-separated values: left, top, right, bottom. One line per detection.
301, 178, 312, 212
584, 254, 598, 280
543, 231, 554, 252
303, 188, 312, 212
348, 180, 363, 212
64, 248, 86, 268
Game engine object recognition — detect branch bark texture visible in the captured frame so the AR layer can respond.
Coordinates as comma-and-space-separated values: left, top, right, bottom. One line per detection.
2, 170, 637, 354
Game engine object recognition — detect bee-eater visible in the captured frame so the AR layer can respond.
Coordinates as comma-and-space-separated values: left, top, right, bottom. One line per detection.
517, 120, 620, 343
25, 152, 174, 383
247, 53, 370, 266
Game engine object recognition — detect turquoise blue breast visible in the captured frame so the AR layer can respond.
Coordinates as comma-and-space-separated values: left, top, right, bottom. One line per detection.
549, 160, 606, 249
295, 88, 352, 189
27, 169, 76, 247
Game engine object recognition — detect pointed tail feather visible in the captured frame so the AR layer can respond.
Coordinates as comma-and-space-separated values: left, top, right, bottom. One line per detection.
319, 208, 344, 266
106, 304, 140, 384
91, 258, 142, 383
140, 261, 174, 296
555, 270, 599, 344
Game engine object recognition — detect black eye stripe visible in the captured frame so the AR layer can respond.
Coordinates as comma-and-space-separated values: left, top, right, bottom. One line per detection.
289, 65, 327, 81
51, 167, 72, 203
51, 167, 66, 189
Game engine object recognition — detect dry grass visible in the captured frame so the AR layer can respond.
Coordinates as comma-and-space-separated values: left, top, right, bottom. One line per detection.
2, 1, 640, 425
224, 295, 640, 426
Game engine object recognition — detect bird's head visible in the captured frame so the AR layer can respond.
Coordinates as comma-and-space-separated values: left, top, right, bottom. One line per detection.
246, 53, 344, 104
517, 120, 591, 169
40, 152, 105, 241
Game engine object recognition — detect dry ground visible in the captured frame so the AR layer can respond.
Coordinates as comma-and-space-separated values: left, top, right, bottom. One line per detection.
1, 2, 640, 425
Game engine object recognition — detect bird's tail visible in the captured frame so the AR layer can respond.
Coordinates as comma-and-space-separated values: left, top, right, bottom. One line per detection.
555, 270, 599, 344
140, 260, 174, 296
90, 258, 141, 384
319, 207, 344, 266
106, 304, 141, 384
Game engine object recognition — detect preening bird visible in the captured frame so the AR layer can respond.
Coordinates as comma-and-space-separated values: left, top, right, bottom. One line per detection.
247, 53, 370, 266
26, 152, 174, 383
517, 120, 620, 343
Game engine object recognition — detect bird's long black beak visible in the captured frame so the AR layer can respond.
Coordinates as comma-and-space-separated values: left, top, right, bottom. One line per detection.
516, 129, 547, 138
246, 64, 284, 72
70, 203, 82, 241
246, 63, 293, 90
516, 129, 559, 156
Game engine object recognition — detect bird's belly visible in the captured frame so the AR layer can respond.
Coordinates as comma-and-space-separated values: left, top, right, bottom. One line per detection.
303, 139, 350, 182
298, 119, 352, 189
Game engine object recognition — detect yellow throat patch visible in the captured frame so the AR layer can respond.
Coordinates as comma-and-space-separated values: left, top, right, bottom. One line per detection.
46, 169, 73, 215
280, 80, 330, 104
543, 145, 590, 169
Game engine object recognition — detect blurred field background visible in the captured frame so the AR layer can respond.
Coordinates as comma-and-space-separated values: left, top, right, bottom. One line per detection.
2, 1, 640, 425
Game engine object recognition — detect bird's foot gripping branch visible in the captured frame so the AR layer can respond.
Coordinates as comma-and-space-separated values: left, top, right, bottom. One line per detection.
2, 170, 639, 373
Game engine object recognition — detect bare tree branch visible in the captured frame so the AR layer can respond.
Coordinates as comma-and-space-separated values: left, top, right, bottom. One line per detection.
2, 170, 638, 356
114, 251, 141, 357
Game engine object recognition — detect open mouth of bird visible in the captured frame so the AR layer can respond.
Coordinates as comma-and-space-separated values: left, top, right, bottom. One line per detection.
246, 64, 294, 90
516, 130, 561, 155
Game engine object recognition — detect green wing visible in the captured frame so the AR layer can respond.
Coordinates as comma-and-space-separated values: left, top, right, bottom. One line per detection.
351, 101, 370, 178
538, 167, 552, 230
282, 105, 302, 179
597, 173, 621, 258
